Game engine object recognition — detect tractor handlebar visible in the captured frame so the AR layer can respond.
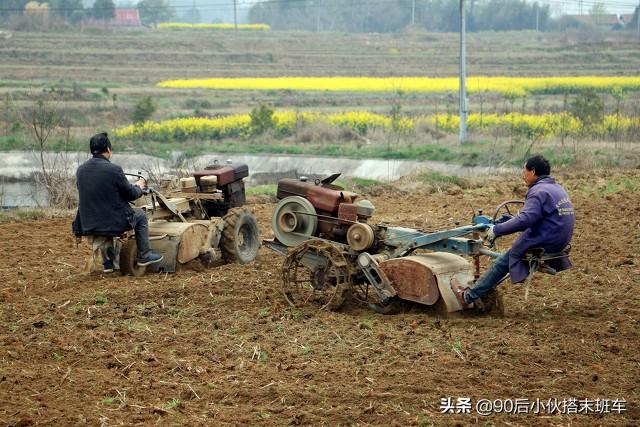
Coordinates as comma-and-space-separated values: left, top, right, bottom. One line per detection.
124, 172, 150, 194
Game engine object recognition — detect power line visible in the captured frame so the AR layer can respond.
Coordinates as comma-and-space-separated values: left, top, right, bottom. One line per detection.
1, 0, 638, 13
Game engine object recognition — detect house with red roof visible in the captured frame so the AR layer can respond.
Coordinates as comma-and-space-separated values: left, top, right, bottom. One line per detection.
110, 9, 141, 27
83, 8, 141, 28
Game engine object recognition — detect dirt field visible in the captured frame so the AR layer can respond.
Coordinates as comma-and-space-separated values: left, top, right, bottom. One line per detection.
0, 171, 638, 426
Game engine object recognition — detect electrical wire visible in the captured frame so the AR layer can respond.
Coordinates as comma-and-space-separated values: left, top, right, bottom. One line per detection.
2, 0, 637, 14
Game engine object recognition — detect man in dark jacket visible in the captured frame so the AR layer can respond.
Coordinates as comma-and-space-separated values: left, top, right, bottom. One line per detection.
72, 133, 162, 271
453, 155, 575, 307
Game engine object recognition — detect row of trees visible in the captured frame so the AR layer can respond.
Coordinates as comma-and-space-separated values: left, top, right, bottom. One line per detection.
248, 0, 640, 33
0, 0, 176, 25
2, 0, 639, 32
248, 0, 551, 33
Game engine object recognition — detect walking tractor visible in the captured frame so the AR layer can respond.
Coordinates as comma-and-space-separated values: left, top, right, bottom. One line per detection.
86, 161, 260, 276
264, 174, 553, 314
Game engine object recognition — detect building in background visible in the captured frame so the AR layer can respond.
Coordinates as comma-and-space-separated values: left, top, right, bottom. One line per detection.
564, 14, 624, 30
83, 8, 142, 28
112, 8, 142, 27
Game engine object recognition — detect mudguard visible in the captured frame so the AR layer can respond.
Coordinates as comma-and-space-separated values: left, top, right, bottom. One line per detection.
379, 252, 474, 312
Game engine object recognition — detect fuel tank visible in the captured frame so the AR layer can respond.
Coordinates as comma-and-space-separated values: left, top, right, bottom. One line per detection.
193, 163, 249, 187
276, 178, 358, 214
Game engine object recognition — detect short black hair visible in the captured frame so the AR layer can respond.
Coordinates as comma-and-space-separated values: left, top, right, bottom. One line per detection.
90, 132, 111, 155
525, 155, 550, 176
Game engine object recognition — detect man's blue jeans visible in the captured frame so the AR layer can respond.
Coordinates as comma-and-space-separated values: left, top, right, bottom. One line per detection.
131, 208, 151, 258
101, 208, 151, 265
464, 250, 511, 304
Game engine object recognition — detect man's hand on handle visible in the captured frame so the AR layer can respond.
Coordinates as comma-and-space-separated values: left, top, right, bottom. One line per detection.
484, 226, 496, 247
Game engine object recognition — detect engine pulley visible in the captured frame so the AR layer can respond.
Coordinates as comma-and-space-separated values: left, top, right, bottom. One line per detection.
272, 196, 318, 247
347, 223, 375, 251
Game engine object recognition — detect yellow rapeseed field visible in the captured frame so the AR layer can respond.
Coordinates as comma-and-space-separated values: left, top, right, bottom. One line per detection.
157, 76, 640, 95
158, 23, 271, 30
113, 111, 640, 142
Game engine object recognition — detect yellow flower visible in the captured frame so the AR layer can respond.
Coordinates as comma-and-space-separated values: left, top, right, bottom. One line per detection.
157, 76, 640, 96
158, 22, 270, 30
113, 111, 639, 142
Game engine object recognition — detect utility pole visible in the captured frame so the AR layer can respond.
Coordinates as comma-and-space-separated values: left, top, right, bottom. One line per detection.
411, 0, 416, 26
637, 3, 640, 38
233, 0, 238, 30
535, 2, 539, 32
316, 0, 322, 32
459, 0, 467, 143
192, 0, 196, 25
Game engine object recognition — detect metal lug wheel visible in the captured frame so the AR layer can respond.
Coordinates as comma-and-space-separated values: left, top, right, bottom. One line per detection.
281, 239, 351, 311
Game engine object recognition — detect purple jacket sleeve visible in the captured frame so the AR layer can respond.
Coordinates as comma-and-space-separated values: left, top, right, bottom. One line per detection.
493, 193, 543, 237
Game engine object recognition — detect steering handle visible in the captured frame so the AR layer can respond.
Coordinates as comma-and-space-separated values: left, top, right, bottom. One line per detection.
124, 172, 149, 193
492, 199, 525, 223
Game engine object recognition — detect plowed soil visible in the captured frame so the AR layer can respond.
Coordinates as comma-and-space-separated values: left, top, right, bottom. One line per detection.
1, 171, 639, 426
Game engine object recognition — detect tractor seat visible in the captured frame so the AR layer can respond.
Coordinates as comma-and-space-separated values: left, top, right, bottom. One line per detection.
76, 232, 133, 274
75, 229, 133, 243
523, 245, 571, 276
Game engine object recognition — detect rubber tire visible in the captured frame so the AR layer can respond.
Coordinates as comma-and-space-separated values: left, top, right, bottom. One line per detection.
220, 207, 260, 264
120, 239, 147, 277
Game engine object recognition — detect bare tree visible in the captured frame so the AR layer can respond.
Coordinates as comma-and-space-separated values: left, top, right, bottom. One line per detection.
11, 92, 77, 208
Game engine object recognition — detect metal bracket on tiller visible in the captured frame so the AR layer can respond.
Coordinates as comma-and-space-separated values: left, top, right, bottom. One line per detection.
357, 252, 397, 304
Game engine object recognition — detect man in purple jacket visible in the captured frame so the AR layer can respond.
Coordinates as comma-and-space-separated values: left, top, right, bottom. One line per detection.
453, 155, 575, 308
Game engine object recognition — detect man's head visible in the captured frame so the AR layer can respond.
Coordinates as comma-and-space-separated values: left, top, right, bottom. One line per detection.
90, 132, 112, 159
522, 155, 550, 186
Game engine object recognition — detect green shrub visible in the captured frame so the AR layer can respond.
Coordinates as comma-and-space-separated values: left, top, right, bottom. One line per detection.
132, 96, 156, 124
249, 103, 276, 135
571, 90, 604, 130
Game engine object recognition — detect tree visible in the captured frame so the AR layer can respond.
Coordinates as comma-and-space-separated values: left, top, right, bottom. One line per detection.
249, 103, 276, 135
473, 0, 548, 31
132, 96, 156, 124
24, 1, 50, 28
92, 0, 115, 21
11, 92, 77, 208
52, 0, 84, 24
182, 6, 201, 24
571, 90, 604, 135
627, 6, 638, 29
137, 0, 175, 26
24, 1, 49, 15
248, 0, 549, 33
589, 2, 607, 26
1, 1, 30, 19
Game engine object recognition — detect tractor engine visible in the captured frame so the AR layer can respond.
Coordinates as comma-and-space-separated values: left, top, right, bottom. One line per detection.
272, 174, 377, 250
192, 161, 249, 217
